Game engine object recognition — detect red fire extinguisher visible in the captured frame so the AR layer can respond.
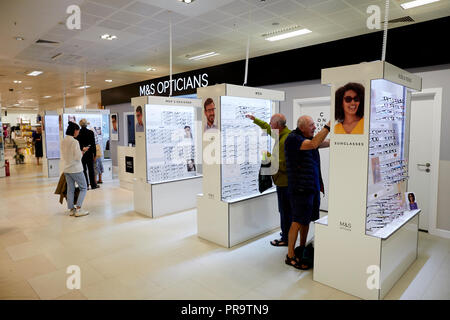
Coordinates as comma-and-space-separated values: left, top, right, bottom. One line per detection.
5, 160, 10, 176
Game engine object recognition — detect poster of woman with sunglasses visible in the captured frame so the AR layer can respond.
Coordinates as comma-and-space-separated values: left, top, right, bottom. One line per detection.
334, 82, 365, 134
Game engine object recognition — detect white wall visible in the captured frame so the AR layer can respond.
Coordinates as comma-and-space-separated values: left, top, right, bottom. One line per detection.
2, 112, 39, 126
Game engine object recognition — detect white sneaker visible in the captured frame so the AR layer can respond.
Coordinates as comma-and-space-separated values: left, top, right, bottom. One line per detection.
68, 208, 76, 216
74, 208, 89, 217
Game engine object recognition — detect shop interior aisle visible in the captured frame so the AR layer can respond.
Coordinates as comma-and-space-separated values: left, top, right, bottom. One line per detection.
0, 164, 449, 300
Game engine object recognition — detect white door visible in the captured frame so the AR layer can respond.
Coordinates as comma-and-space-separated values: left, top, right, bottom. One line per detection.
408, 89, 442, 232
293, 97, 331, 211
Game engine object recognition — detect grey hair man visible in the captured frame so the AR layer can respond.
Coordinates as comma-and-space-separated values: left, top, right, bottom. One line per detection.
76, 118, 98, 190
246, 112, 292, 247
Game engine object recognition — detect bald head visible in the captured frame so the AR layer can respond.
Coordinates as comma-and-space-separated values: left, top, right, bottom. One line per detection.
297, 115, 316, 138
269, 113, 286, 130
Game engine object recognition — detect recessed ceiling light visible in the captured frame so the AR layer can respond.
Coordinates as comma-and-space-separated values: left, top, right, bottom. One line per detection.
25, 87, 32, 90
188, 52, 219, 60
15, 36, 24, 41
400, 0, 440, 9
178, 0, 195, 3
13, 80, 22, 83
43, 96, 51, 98
79, 85, 91, 89
146, 67, 156, 71
265, 28, 312, 41
105, 79, 113, 82
101, 34, 118, 40
27, 71, 43, 76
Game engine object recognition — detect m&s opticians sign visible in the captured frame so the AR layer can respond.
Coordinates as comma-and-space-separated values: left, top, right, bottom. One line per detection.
139, 73, 209, 96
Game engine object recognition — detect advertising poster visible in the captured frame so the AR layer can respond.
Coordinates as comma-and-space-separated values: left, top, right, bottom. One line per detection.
110, 113, 118, 141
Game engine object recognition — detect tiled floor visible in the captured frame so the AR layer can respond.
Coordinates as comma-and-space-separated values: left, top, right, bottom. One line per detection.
1, 162, 449, 300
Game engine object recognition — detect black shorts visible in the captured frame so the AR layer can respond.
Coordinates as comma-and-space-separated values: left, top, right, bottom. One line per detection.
289, 189, 320, 225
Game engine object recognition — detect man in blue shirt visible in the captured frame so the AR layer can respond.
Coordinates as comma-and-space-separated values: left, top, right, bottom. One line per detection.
284, 116, 330, 270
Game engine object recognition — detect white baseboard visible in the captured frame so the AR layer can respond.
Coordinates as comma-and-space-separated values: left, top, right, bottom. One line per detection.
430, 228, 450, 239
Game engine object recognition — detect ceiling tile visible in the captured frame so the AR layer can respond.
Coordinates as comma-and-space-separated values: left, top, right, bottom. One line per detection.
123, 1, 164, 17
109, 11, 146, 24
220, 17, 249, 30
218, 0, 253, 16
264, 0, 302, 16
294, 0, 329, 8
151, 10, 189, 24
81, 13, 104, 27
194, 10, 234, 23
241, 9, 277, 23
198, 24, 232, 35
123, 26, 152, 36
137, 18, 168, 31
98, 19, 130, 30
80, 2, 116, 17
175, 18, 209, 31
310, 0, 350, 15
88, 0, 135, 9
244, 0, 283, 8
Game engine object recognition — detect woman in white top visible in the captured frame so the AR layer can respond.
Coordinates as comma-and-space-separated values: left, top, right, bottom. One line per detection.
61, 122, 89, 217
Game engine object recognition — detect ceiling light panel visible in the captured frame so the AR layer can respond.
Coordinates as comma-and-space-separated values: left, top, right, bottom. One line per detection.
27, 71, 43, 76
401, 0, 440, 9
265, 28, 312, 41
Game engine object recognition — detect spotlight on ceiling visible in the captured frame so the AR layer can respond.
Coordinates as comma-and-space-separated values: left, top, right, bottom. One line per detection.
101, 34, 118, 40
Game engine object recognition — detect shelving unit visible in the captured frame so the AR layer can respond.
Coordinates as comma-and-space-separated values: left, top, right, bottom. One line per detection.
313, 61, 422, 300
196, 84, 285, 248
131, 96, 203, 218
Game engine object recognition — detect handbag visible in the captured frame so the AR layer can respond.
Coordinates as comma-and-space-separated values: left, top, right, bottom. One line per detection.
258, 161, 273, 193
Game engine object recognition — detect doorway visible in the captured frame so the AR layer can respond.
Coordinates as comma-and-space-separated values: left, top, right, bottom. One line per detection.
408, 88, 442, 233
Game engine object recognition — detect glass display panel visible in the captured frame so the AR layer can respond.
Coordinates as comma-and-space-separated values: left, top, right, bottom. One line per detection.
366, 79, 409, 235
220, 96, 273, 201
44, 115, 60, 159
62, 113, 103, 137
101, 113, 110, 158
145, 104, 197, 183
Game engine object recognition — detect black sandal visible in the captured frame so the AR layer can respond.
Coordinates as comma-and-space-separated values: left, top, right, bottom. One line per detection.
270, 239, 288, 247
285, 254, 310, 270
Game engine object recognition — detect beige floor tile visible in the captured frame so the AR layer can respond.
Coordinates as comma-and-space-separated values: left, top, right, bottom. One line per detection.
55, 290, 88, 300
6, 238, 64, 261
1, 254, 57, 281
27, 263, 105, 300
0, 279, 40, 300
152, 279, 221, 300
2, 164, 449, 300
422, 253, 450, 300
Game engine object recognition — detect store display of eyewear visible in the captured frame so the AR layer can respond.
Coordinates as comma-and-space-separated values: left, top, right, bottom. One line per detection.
145, 104, 196, 183
220, 96, 273, 201
366, 79, 411, 235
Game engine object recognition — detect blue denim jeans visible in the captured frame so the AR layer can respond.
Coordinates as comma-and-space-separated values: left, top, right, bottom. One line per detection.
276, 186, 292, 242
64, 172, 87, 210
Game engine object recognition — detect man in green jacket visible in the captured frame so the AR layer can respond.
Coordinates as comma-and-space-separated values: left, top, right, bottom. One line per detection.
246, 113, 292, 247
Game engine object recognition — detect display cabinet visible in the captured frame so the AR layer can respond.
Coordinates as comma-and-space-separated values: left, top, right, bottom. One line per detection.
196, 84, 285, 248
313, 61, 422, 300
131, 96, 202, 218
0, 118, 5, 178
42, 112, 60, 177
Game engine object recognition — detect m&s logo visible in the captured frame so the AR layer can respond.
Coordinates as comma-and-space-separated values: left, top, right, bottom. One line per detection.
339, 221, 352, 231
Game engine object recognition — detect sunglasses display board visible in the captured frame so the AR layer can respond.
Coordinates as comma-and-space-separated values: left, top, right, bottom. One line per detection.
131, 96, 202, 218
197, 84, 284, 248
314, 61, 422, 300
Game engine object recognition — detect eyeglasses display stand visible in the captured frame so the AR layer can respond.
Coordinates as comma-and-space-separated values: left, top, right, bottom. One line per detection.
42, 111, 61, 178
313, 61, 422, 300
50, 109, 112, 180
0, 118, 5, 178
131, 96, 203, 218
196, 84, 285, 248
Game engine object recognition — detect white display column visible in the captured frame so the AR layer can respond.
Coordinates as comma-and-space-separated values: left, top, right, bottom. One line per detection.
131, 96, 203, 218
196, 84, 285, 248
118, 146, 135, 190
42, 112, 61, 178
313, 61, 422, 300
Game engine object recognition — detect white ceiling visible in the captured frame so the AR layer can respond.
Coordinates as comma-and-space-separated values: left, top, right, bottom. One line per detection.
1, 0, 449, 111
